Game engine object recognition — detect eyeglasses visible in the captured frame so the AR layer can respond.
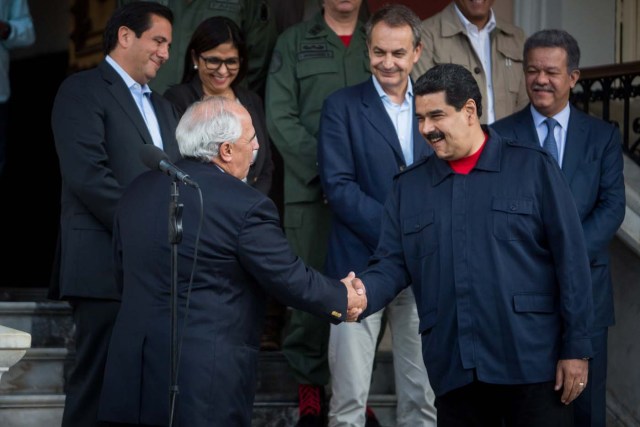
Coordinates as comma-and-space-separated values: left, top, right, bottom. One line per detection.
199, 55, 241, 71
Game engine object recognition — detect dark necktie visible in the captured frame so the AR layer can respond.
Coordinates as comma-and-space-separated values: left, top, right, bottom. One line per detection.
543, 117, 559, 163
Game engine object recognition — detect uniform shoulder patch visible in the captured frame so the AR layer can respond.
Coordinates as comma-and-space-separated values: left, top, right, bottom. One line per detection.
207, 0, 242, 13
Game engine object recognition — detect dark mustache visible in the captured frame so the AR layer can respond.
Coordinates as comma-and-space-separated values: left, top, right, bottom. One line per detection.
532, 84, 553, 92
425, 131, 445, 142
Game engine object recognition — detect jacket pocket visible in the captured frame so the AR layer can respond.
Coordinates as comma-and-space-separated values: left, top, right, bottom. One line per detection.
402, 210, 438, 257
496, 36, 524, 93
296, 57, 338, 79
419, 309, 437, 335
283, 208, 303, 230
492, 197, 534, 241
513, 293, 556, 313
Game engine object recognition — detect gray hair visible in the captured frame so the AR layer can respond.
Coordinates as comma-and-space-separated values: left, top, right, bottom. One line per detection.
175, 96, 242, 161
365, 3, 422, 48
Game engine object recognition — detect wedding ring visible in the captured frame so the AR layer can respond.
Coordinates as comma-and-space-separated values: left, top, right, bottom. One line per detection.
579, 382, 585, 387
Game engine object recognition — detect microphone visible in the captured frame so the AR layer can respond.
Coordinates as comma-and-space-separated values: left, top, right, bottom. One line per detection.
139, 144, 199, 188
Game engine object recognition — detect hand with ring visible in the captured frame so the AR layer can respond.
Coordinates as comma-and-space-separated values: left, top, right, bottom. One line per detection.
555, 358, 589, 405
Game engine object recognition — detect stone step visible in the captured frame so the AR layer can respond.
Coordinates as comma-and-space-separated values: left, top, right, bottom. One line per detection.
0, 394, 64, 427
0, 348, 68, 395
0, 302, 73, 348
0, 394, 397, 427
0, 290, 399, 425
1, 347, 396, 396
0, 348, 398, 426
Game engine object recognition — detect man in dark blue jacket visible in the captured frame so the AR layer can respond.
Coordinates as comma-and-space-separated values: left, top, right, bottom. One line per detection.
352, 63, 594, 426
98, 96, 366, 427
492, 29, 625, 427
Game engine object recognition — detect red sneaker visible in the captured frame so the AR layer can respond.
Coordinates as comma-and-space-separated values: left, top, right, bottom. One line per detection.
296, 384, 326, 427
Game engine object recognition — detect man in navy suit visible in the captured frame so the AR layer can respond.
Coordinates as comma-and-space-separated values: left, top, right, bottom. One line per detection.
492, 29, 626, 427
351, 63, 595, 426
50, 3, 180, 426
98, 96, 366, 427
318, 4, 436, 426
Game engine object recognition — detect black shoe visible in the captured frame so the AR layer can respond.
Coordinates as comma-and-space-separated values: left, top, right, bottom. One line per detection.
296, 413, 326, 427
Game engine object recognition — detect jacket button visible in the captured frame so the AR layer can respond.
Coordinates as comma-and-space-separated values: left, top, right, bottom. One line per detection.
510, 204, 517, 211
474, 66, 481, 74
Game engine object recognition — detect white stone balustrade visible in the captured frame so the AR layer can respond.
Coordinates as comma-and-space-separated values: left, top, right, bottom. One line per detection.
618, 154, 640, 257
0, 325, 31, 383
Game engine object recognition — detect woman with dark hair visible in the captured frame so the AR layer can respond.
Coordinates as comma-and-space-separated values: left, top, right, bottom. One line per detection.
164, 16, 273, 195
164, 16, 284, 352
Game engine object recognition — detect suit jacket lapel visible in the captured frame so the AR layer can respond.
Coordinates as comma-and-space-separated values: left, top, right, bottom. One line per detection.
561, 105, 589, 182
99, 61, 154, 147
150, 92, 181, 161
361, 79, 406, 163
519, 104, 585, 180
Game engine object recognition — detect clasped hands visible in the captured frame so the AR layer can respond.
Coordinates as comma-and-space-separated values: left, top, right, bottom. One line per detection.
340, 272, 367, 322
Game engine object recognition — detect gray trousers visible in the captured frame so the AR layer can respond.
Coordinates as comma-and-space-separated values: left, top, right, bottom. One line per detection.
328, 287, 437, 427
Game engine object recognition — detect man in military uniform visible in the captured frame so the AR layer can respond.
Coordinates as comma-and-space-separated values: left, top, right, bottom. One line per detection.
265, 1, 371, 425
119, 0, 277, 96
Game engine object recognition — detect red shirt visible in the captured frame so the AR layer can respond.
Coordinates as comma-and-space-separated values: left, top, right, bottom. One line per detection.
448, 132, 489, 174
339, 34, 353, 47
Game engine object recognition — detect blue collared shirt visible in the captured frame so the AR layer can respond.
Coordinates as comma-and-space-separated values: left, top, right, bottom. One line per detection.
106, 55, 164, 149
372, 76, 415, 165
530, 103, 570, 168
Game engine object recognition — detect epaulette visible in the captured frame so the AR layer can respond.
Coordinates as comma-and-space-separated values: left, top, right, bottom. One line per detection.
504, 137, 547, 154
395, 155, 430, 178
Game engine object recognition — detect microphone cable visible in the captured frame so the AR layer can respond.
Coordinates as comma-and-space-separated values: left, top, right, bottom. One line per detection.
168, 184, 204, 427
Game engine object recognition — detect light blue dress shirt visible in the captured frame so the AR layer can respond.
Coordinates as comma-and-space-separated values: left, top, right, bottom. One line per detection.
531, 103, 570, 168
372, 76, 415, 165
106, 55, 164, 149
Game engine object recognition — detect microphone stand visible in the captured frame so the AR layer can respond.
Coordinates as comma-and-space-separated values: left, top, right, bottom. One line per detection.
168, 179, 183, 427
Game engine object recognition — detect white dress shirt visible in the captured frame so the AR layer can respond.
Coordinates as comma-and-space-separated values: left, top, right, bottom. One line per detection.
454, 4, 497, 123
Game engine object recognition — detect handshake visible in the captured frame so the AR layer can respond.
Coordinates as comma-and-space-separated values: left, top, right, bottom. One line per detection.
341, 272, 367, 322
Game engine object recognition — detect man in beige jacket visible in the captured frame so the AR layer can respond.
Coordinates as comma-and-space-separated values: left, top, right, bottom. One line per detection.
412, 0, 527, 124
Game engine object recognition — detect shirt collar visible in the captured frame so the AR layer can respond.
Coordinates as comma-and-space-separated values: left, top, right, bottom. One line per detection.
454, 4, 496, 34
371, 75, 413, 105
106, 55, 152, 95
530, 102, 571, 130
